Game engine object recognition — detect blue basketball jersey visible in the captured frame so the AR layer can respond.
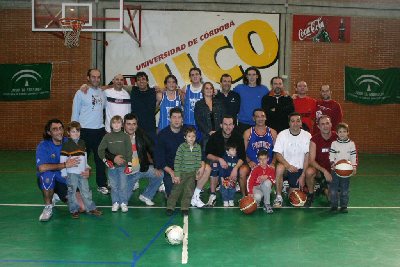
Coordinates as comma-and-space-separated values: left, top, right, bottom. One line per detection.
158, 91, 182, 131
246, 126, 274, 164
183, 84, 203, 126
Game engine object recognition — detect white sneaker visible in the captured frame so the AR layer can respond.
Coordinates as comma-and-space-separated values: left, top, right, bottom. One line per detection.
97, 186, 109, 195
120, 203, 128, 213
235, 182, 241, 192
191, 194, 205, 208
158, 183, 165, 192
223, 201, 229, 207
139, 194, 155, 206
206, 194, 217, 207
264, 204, 274, 214
133, 181, 139, 191
282, 181, 289, 196
39, 205, 53, 222
229, 200, 235, 207
273, 195, 283, 208
52, 193, 60, 207
112, 202, 120, 212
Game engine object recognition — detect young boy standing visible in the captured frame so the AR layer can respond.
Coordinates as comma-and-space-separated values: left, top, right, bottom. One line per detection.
98, 115, 133, 213
166, 127, 205, 216
61, 121, 102, 219
218, 142, 239, 207
329, 122, 358, 213
247, 150, 276, 214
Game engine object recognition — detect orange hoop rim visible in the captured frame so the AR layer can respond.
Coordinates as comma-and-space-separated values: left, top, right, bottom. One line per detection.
59, 17, 85, 29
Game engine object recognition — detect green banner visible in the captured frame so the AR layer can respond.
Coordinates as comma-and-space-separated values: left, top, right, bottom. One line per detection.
345, 66, 400, 105
0, 63, 52, 101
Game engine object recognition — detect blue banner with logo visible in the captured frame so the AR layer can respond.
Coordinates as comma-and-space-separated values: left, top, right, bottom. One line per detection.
0, 63, 52, 101
345, 66, 400, 105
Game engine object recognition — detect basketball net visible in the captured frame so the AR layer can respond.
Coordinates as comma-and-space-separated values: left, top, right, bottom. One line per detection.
59, 18, 84, 48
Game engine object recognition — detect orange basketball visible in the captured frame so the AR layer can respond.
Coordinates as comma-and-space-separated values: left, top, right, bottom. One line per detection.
335, 159, 353, 178
289, 189, 307, 207
239, 196, 257, 214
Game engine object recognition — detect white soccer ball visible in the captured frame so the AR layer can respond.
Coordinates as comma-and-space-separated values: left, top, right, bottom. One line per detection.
165, 225, 184, 245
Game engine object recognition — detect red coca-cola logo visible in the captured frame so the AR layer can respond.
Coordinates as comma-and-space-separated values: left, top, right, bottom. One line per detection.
298, 17, 325, 41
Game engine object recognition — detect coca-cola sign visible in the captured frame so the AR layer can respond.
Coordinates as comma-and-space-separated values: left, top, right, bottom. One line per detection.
293, 15, 351, 43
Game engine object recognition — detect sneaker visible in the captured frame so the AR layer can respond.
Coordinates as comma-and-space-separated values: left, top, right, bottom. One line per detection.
89, 209, 103, 216
228, 200, 235, 207
282, 181, 289, 196
139, 195, 155, 206
97, 186, 109, 195
340, 207, 348, 213
330, 206, 338, 212
263, 204, 274, 214
206, 194, 217, 207
181, 210, 189, 216
166, 209, 174, 216
191, 194, 205, 208
133, 181, 139, 191
304, 194, 314, 208
223, 201, 229, 207
158, 183, 165, 193
71, 211, 80, 219
273, 195, 283, 208
39, 206, 53, 222
52, 193, 60, 207
112, 202, 120, 212
314, 183, 321, 195
120, 203, 128, 213
235, 182, 241, 192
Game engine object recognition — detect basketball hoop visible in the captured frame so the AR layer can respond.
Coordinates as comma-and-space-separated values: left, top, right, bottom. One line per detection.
59, 18, 85, 48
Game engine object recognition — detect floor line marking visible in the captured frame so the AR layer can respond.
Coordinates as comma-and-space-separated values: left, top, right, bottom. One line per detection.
182, 215, 189, 264
131, 213, 176, 267
0, 259, 130, 265
1, 204, 400, 209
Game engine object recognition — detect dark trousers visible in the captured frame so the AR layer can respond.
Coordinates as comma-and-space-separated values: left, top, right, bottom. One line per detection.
80, 128, 107, 188
163, 172, 173, 197
167, 172, 196, 211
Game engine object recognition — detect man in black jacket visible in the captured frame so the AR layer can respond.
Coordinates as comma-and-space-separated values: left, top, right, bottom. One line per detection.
261, 76, 294, 133
191, 115, 246, 207
107, 113, 163, 206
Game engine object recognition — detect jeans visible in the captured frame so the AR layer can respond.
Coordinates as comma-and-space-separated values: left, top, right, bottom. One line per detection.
329, 171, 350, 208
128, 166, 163, 200
108, 167, 129, 205
219, 178, 236, 201
66, 173, 96, 213
253, 180, 272, 205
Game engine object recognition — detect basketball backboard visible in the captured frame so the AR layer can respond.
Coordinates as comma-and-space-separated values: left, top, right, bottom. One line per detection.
32, 0, 123, 32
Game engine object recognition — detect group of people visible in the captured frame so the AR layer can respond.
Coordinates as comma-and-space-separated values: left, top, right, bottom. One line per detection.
36, 66, 357, 222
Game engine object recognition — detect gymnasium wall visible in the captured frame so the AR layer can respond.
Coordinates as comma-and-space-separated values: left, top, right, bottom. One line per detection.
291, 17, 400, 154
0, 9, 92, 150
0, 7, 399, 153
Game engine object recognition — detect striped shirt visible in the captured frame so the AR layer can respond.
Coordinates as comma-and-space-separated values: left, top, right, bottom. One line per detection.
174, 142, 202, 177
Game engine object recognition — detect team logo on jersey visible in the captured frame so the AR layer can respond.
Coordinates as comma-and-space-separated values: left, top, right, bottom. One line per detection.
189, 98, 200, 112
165, 107, 174, 121
50, 153, 56, 159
